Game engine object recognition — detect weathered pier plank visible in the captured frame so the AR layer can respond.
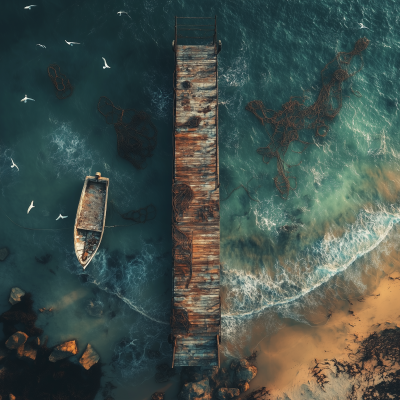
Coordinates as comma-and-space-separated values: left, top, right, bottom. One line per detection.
171, 18, 221, 368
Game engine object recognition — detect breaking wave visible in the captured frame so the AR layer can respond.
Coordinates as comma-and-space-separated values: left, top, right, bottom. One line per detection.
223, 207, 400, 320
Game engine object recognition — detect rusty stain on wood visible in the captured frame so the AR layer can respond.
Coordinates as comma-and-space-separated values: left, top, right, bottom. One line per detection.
172, 43, 220, 368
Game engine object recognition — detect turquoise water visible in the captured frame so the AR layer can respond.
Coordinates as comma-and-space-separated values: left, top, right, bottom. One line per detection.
1, 0, 400, 398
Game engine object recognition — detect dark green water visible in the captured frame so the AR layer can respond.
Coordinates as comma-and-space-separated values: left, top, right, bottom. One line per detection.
1, 0, 400, 398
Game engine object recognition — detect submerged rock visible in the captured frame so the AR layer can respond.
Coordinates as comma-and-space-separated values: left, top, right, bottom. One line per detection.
234, 359, 257, 384
5, 331, 28, 349
34, 253, 52, 264
238, 381, 250, 393
216, 388, 240, 400
0, 293, 102, 399
17, 343, 37, 360
9, 287, 26, 305
0, 247, 9, 261
85, 299, 104, 318
179, 377, 211, 400
151, 393, 164, 400
0, 347, 8, 361
49, 340, 78, 362
79, 343, 100, 370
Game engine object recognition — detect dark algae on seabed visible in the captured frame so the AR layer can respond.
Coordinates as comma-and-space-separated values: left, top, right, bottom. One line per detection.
246, 38, 369, 199
97, 96, 158, 170
311, 328, 400, 399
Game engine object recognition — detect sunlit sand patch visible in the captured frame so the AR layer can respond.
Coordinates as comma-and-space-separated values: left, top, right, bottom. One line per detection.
248, 266, 400, 398
52, 287, 88, 311
365, 166, 400, 203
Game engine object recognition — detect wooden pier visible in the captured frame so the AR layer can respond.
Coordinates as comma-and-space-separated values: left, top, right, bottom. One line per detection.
171, 16, 221, 368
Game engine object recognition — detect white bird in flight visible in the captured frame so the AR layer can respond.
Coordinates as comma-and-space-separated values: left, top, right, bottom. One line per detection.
21, 94, 35, 103
56, 214, 68, 220
117, 11, 131, 19
65, 40, 80, 46
358, 23, 369, 29
24, 5, 37, 10
27, 201, 35, 214
36, 44, 46, 48
11, 158, 19, 171
102, 57, 111, 69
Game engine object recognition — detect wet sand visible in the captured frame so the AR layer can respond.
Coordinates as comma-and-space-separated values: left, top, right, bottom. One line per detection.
250, 267, 400, 398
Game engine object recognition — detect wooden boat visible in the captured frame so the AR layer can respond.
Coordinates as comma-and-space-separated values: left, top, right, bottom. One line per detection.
74, 172, 109, 269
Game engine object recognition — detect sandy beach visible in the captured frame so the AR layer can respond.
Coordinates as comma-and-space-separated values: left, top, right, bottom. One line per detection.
250, 267, 400, 399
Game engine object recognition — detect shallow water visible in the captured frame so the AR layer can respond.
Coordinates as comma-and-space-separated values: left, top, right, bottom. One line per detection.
1, 0, 400, 398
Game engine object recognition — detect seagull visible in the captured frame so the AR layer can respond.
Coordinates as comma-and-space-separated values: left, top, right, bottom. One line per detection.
358, 23, 369, 29
11, 158, 19, 171
65, 40, 80, 46
24, 5, 37, 10
117, 11, 132, 19
36, 44, 46, 49
21, 94, 35, 103
102, 57, 111, 69
27, 201, 35, 214
56, 214, 68, 220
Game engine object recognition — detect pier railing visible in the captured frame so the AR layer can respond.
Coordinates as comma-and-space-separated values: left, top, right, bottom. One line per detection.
174, 16, 217, 50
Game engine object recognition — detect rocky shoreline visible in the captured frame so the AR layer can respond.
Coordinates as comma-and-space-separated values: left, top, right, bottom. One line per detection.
3, 285, 400, 400
0, 290, 102, 400
151, 352, 268, 400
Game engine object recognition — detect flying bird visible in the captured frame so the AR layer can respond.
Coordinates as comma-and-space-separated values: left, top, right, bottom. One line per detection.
56, 214, 68, 220
24, 5, 37, 10
27, 201, 35, 214
117, 11, 132, 19
102, 57, 111, 69
36, 44, 46, 48
11, 158, 19, 171
65, 40, 80, 46
21, 94, 35, 103
358, 23, 369, 29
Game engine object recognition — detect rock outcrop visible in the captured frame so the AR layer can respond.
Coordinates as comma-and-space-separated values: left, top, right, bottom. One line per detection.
0, 292, 102, 399
179, 377, 211, 400
79, 343, 100, 370
0, 347, 8, 361
17, 343, 37, 360
234, 359, 257, 384
216, 388, 240, 400
5, 331, 28, 349
151, 393, 164, 400
0, 247, 9, 261
238, 381, 250, 393
9, 287, 26, 305
49, 340, 78, 362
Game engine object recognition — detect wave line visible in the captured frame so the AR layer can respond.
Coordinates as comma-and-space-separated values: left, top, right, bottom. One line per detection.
222, 218, 395, 319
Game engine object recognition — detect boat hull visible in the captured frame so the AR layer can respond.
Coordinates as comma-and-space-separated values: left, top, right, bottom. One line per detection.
74, 175, 109, 269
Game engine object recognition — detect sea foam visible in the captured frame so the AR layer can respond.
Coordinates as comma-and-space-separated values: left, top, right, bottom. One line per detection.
222, 207, 400, 319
